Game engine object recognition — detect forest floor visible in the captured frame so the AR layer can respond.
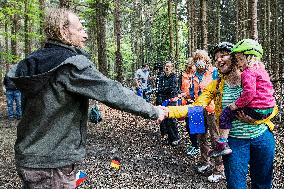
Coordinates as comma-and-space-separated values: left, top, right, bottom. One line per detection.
0, 99, 283, 189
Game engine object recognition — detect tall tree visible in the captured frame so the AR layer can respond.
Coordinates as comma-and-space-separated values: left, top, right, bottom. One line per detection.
24, 0, 32, 56
186, 0, 191, 56
168, 0, 174, 61
11, 13, 20, 62
200, 0, 208, 50
190, 0, 196, 54
174, 0, 179, 62
114, 0, 123, 82
249, 0, 258, 40
95, 1, 108, 76
39, 0, 46, 44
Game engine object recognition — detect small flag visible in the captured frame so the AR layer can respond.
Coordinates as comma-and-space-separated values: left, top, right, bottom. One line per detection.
76, 170, 87, 187
111, 157, 121, 170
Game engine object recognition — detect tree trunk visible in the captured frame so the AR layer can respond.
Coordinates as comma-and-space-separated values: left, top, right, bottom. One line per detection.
266, 0, 272, 69
95, 1, 108, 76
114, 0, 123, 82
59, 0, 72, 8
191, 0, 196, 54
24, 0, 32, 57
39, 0, 46, 45
216, 0, 221, 43
5, 20, 9, 59
200, 0, 208, 50
186, 0, 191, 57
168, 0, 174, 61
271, 0, 279, 79
174, 1, 179, 62
250, 0, 258, 40
11, 14, 20, 62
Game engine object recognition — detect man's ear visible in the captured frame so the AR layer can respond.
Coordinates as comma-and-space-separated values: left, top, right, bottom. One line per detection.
61, 25, 69, 40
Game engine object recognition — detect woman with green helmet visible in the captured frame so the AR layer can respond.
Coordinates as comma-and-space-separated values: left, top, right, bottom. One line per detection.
212, 38, 277, 188
162, 39, 278, 188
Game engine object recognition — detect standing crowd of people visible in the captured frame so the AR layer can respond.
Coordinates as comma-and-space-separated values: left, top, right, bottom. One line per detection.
1, 6, 278, 189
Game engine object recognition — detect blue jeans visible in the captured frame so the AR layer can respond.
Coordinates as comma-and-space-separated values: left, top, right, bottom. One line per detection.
6, 90, 22, 119
223, 129, 275, 189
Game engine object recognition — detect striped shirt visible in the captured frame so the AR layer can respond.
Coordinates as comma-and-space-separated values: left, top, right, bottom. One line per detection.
222, 83, 267, 139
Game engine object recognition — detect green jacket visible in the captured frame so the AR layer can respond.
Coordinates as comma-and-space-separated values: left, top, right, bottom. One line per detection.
8, 42, 159, 168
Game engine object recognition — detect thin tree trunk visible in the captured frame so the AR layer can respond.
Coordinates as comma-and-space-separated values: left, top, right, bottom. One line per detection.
216, 0, 221, 43
174, 1, 179, 62
39, 0, 46, 46
251, 0, 258, 40
114, 0, 123, 82
191, 0, 196, 54
5, 20, 9, 57
200, 0, 208, 50
96, 1, 108, 76
271, 0, 279, 79
24, 0, 32, 57
168, 0, 174, 61
266, 0, 272, 68
11, 14, 20, 62
186, 0, 191, 57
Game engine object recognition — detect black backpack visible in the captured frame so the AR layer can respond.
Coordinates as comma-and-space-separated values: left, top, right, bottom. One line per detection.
89, 104, 102, 124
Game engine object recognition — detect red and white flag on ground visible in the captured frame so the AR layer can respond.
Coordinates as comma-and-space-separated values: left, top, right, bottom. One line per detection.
76, 170, 87, 187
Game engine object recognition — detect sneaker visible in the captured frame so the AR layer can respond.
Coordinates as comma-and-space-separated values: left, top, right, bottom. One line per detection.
208, 141, 232, 157
186, 146, 200, 156
197, 163, 211, 174
171, 139, 181, 146
207, 172, 225, 183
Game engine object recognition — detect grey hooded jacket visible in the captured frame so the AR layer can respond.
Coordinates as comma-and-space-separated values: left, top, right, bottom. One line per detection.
8, 42, 160, 168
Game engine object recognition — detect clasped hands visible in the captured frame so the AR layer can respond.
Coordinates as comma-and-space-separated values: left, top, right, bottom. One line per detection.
156, 106, 169, 123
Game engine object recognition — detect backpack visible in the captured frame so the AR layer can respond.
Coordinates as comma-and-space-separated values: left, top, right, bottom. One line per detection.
89, 104, 102, 124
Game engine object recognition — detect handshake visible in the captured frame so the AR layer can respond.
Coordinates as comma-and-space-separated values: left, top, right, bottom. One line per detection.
155, 106, 169, 123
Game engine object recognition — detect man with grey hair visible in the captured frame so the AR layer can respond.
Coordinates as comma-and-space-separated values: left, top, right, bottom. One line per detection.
8, 8, 166, 188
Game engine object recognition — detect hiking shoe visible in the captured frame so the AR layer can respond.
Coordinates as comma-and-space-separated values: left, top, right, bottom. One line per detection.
171, 139, 181, 146
208, 141, 232, 157
197, 163, 211, 174
186, 146, 200, 156
208, 172, 225, 183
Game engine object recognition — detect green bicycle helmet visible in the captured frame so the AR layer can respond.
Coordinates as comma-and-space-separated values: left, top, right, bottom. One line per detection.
231, 39, 263, 59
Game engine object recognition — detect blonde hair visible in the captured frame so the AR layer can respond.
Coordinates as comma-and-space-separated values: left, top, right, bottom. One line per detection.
185, 57, 194, 73
44, 8, 74, 45
192, 50, 211, 65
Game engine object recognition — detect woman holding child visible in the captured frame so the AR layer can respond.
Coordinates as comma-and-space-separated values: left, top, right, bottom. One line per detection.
164, 40, 278, 189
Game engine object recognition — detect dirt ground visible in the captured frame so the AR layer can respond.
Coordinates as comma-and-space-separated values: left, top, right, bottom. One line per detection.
0, 102, 283, 189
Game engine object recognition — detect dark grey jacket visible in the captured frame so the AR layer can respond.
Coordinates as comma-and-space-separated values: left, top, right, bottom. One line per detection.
8, 42, 160, 168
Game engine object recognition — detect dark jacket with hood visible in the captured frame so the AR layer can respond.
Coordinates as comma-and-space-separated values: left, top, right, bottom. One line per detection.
156, 72, 178, 105
3, 74, 18, 90
8, 41, 160, 168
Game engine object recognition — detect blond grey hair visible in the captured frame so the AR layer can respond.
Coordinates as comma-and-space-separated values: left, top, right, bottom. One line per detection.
44, 8, 74, 45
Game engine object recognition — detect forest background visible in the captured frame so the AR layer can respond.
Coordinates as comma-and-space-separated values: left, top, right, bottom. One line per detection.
0, 1, 283, 188
0, 0, 283, 82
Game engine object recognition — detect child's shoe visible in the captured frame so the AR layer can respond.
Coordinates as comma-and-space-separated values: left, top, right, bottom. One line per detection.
208, 140, 232, 157
186, 145, 200, 156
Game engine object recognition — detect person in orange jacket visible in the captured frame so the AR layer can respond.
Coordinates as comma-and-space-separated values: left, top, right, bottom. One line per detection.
187, 50, 223, 182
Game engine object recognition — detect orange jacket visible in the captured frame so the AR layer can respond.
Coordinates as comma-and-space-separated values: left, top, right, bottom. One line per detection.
180, 72, 194, 99
193, 66, 216, 113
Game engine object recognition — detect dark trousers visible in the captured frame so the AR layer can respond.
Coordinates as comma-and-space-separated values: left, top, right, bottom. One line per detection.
220, 107, 272, 130
185, 117, 199, 148
160, 118, 180, 143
